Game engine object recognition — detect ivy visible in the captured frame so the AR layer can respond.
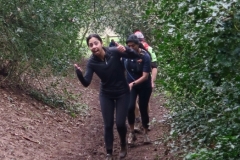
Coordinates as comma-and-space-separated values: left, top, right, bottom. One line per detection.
148, 0, 240, 159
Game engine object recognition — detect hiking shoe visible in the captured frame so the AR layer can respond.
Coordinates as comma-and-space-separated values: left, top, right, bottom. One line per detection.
143, 134, 151, 144
119, 145, 127, 158
135, 117, 141, 123
134, 122, 141, 132
148, 126, 151, 131
105, 154, 113, 160
128, 132, 137, 145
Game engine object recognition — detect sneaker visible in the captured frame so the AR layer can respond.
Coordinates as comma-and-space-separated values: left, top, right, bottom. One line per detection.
119, 145, 127, 158
128, 132, 137, 145
105, 154, 113, 160
143, 134, 151, 144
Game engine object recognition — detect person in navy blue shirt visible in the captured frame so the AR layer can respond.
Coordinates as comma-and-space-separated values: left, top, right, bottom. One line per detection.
109, 39, 117, 47
74, 34, 140, 160
122, 34, 152, 145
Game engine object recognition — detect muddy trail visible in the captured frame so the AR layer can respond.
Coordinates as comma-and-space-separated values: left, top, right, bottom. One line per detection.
0, 60, 170, 160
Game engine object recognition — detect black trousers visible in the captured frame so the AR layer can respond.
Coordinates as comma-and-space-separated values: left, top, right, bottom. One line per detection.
128, 86, 152, 129
99, 92, 130, 150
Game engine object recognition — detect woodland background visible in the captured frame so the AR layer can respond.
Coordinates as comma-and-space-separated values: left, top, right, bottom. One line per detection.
1, 0, 240, 159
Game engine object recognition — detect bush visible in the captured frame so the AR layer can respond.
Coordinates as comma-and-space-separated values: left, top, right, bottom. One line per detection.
0, 0, 92, 114
148, 0, 240, 159
0, 0, 90, 84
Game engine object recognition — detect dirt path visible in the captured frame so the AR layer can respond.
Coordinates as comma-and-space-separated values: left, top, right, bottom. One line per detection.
0, 61, 170, 160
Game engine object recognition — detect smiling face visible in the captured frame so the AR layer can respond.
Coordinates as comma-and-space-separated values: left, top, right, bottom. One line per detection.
88, 37, 104, 57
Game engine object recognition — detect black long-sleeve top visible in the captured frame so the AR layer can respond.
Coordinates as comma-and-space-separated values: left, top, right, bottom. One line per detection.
76, 47, 140, 98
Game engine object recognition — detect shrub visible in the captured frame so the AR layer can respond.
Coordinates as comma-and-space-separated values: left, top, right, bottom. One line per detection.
0, 0, 90, 84
148, 0, 240, 159
0, 0, 91, 114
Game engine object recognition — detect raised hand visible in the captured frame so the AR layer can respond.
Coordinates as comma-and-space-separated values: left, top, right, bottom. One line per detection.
74, 64, 83, 72
116, 42, 126, 53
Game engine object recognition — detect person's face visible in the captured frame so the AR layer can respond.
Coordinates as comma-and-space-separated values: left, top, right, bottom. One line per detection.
88, 37, 104, 56
127, 42, 139, 52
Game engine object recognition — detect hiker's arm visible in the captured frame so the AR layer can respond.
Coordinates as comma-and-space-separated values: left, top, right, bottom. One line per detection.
119, 47, 140, 59
151, 67, 157, 88
129, 54, 151, 89
151, 61, 158, 88
129, 72, 149, 90
74, 63, 93, 87
110, 44, 140, 59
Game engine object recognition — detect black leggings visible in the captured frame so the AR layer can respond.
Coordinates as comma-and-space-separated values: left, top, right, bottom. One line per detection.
128, 86, 152, 129
99, 92, 130, 151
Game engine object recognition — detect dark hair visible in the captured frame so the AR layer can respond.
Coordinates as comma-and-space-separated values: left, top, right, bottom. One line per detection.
133, 28, 140, 33
126, 34, 152, 60
139, 42, 152, 60
86, 34, 103, 46
126, 34, 140, 45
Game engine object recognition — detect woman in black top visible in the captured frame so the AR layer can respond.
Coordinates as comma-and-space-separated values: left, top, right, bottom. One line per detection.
122, 34, 152, 145
74, 34, 139, 160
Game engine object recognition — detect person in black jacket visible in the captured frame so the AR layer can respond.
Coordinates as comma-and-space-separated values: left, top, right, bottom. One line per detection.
74, 34, 140, 160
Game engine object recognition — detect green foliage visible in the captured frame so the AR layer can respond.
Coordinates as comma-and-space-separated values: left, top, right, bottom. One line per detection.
3, 2, 240, 158
0, 0, 91, 83
148, 0, 240, 159
0, 0, 101, 115
92, 0, 156, 43
0, 0, 159, 115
